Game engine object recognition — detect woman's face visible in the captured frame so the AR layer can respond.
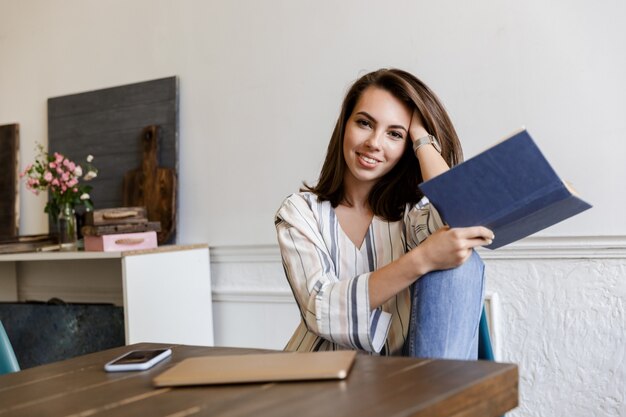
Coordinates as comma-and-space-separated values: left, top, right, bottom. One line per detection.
342, 86, 411, 191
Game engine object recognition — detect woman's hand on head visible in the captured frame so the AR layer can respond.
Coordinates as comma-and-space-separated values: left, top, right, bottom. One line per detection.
409, 110, 429, 142
416, 226, 494, 273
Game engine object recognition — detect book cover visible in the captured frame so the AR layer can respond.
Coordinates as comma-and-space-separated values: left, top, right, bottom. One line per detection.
418, 129, 592, 249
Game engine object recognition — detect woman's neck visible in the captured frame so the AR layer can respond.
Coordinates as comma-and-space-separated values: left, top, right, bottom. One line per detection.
341, 176, 373, 212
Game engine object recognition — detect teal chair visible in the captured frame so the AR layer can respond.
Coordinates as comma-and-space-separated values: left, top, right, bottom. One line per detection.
478, 306, 495, 361
0, 320, 20, 374
477, 307, 504, 416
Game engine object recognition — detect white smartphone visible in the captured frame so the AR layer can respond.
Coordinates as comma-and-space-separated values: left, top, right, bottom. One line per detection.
104, 348, 172, 372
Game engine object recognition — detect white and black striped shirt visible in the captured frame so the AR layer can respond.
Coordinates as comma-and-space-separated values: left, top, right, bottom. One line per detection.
275, 192, 443, 355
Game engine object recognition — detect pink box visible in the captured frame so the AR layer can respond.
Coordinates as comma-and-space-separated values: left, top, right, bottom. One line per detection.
84, 231, 158, 252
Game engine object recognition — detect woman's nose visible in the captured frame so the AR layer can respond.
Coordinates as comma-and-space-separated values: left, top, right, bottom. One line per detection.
365, 131, 382, 149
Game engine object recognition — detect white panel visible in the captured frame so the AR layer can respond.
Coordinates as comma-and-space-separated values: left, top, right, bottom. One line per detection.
122, 248, 213, 346
16, 259, 123, 304
213, 289, 501, 356
483, 292, 501, 361
0, 263, 18, 302
212, 299, 299, 350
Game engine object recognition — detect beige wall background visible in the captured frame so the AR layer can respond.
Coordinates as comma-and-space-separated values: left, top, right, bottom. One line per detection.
2, 2, 626, 417
1, 0, 624, 245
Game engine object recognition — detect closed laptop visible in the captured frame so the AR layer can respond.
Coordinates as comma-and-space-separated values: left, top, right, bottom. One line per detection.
153, 350, 357, 387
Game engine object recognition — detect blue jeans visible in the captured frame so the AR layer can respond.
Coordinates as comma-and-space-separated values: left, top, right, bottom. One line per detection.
404, 250, 485, 359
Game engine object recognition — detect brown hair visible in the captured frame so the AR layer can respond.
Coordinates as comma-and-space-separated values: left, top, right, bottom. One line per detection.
303, 68, 463, 221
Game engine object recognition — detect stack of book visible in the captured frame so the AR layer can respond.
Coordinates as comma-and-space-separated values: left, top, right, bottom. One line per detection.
82, 207, 161, 252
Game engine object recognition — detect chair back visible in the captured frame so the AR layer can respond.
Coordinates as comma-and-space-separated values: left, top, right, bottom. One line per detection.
478, 306, 495, 361
0, 320, 20, 374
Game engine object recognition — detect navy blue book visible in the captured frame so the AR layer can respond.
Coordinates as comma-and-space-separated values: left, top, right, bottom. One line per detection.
419, 129, 592, 249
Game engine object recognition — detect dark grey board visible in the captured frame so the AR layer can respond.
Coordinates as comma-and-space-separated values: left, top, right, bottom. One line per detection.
0, 124, 19, 238
47, 77, 178, 242
0, 301, 124, 369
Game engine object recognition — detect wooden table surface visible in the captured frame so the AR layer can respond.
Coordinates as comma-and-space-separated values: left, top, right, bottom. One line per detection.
0, 343, 518, 417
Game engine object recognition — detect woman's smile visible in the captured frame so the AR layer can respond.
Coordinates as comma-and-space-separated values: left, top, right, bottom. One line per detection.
356, 152, 382, 167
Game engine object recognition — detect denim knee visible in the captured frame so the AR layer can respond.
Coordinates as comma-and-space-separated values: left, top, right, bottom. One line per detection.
405, 250, 486, 359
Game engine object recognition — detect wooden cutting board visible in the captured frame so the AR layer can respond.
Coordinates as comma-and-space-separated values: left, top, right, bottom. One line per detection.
123, 126, 176, 243
0, 124, 19, 238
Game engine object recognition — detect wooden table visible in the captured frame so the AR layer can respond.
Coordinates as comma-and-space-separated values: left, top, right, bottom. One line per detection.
0, 343, 518, 417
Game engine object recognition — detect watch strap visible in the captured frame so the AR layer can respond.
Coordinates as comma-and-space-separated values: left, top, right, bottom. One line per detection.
412, 135, 442, 154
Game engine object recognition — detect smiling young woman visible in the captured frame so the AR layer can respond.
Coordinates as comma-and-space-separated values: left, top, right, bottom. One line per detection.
275, 68, 493, 358
342, 88, 410, 187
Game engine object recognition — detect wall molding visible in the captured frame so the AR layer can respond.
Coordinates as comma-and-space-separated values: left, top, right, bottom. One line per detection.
210, 236, 626, 263
210, 244, 282, 264
209, 235, 626, 306
212, 289, 293, 303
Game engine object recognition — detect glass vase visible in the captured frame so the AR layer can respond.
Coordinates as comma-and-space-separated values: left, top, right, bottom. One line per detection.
57, 202, 78, 251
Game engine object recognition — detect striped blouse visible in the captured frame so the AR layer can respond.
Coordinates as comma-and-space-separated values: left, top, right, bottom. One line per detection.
275, 191, 443, 356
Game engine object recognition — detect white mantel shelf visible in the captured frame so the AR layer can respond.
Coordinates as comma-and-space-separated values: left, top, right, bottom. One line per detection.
0, 243, 209, 262
0, 244, 214, 346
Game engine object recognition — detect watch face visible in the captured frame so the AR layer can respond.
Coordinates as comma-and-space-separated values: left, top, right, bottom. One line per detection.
431, 136, 442, 153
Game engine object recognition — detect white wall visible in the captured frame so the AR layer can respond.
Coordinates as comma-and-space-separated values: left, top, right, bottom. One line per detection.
1, 0, 624, 244
2, 1, 625, 417
209, 240, 626, 417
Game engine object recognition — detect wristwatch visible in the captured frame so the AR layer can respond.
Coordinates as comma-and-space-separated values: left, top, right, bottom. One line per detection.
412, 134, 442, 154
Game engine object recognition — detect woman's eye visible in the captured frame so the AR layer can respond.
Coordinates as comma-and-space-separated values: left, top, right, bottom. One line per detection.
389, 131, 404, 140
356, 119, 371, 128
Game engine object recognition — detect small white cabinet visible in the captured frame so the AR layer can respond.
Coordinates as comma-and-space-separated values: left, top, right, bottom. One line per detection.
0, 244, 214, 346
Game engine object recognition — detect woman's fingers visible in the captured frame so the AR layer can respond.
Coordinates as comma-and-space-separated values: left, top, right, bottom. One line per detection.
452, 226, 494, 242
418, 226, 494, 273
466, 237, 493, 248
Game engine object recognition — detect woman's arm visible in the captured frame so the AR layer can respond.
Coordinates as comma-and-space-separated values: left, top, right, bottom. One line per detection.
367, 225, 493, 309
368, 111, 493, 309
409, 110, 449, 180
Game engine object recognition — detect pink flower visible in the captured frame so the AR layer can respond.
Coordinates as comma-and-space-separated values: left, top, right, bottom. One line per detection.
21, 147, 98, 209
